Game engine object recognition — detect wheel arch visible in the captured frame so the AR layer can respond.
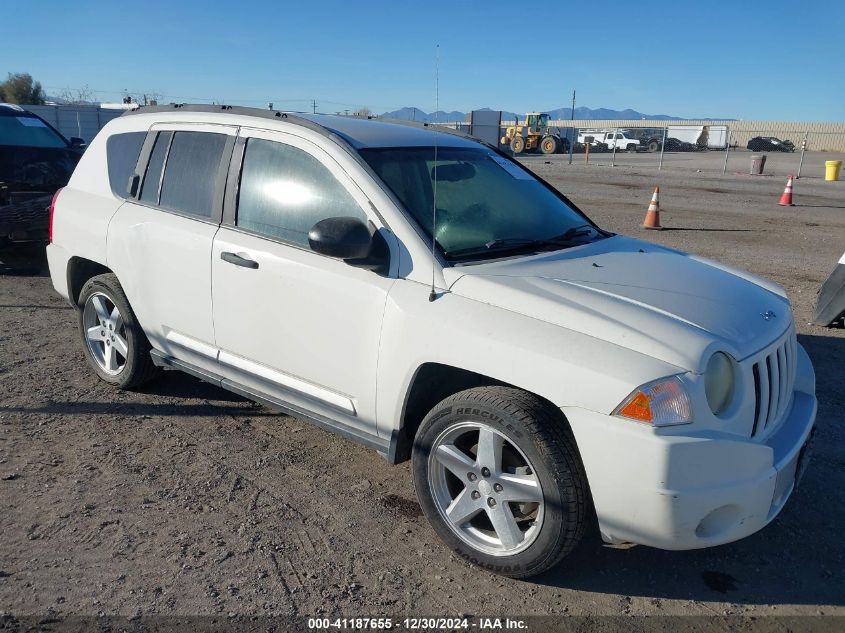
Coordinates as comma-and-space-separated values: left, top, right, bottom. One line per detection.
391, 362, 575, 464
67, 256, 113, 306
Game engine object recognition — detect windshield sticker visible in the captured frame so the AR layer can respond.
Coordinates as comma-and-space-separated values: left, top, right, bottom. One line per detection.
17, 117, 48, 127
488, 154, 533, 180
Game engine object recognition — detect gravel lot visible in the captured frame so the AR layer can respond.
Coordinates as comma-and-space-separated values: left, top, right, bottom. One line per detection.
1, 161, 844, 625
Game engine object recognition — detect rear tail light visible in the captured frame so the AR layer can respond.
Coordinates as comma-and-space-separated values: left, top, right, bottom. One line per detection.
49, 187, 63, 244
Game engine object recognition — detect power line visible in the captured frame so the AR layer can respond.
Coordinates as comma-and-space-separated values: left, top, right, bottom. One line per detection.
39, 83, 446, 115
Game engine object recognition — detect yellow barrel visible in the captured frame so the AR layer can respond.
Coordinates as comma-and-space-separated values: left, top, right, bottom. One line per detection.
826, 160, 842, 181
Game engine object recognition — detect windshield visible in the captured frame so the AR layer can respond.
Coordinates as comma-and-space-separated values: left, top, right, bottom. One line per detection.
359, 146, 604, 262
0, 114, 67, 148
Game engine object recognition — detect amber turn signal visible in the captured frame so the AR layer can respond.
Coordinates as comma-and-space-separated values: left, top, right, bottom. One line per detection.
618, 391, 653, 422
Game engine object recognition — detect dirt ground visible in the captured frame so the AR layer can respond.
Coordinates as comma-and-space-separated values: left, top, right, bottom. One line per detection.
1, 161, 844, 627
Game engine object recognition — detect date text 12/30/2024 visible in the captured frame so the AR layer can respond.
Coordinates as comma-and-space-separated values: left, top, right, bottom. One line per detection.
308, 617, 528, 630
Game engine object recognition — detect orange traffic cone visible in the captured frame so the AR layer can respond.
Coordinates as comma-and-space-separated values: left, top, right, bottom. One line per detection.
642, 186, 663, 230
778, 175, 794, 206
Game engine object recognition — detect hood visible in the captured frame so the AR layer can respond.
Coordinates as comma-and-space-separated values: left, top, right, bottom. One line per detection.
443, 236, 791, 372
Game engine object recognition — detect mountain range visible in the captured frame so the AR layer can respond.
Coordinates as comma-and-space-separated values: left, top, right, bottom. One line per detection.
380, 106, 689, 122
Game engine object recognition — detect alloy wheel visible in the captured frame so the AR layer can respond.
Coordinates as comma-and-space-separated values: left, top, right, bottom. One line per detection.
427, 421, 544, 556
82, 292, 128, 375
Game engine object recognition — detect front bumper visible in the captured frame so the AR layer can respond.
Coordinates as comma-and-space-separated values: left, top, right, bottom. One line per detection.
565, 349, 817, 550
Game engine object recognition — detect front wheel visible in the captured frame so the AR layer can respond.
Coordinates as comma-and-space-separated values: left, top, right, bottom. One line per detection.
510, 136, 525, 154
412, 386, 589, 578
78, 273, 160, 389
540, 136, 558, 155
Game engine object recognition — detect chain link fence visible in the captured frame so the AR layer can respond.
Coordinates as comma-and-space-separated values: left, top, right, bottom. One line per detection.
444, 121, 844, 180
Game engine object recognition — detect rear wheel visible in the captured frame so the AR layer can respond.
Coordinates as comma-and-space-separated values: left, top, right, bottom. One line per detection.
540, 136, 558, 155
510, 136, 525, 154
78, 273, 160, 389
647, 140, 659, 153
412, 386, 589, 578
627, 144, 638, 152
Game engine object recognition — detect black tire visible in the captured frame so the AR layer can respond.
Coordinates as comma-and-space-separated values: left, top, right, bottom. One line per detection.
77, 273, 160, 390
412, 386, 589, 578
647, 140, 659, 153
540, 136, 558, 155
627, 144, 637, 153
510, 136, 525, 154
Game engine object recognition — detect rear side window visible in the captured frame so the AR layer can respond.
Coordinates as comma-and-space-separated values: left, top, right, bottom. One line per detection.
159, 132, 227, 219
106, 132, 145, 198
236, 138, 365, 247
140, 131, 172, 205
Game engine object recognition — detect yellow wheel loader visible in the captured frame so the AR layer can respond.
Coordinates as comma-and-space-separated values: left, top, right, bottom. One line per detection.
500, 113, 568, 155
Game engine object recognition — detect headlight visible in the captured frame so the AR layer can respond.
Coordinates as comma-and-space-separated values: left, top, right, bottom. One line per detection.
704, 352, 736, 416
613, 376, 692, 426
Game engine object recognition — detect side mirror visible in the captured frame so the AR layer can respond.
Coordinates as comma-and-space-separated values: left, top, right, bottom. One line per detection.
69, 137, 86, 149
309, 217, 390, 274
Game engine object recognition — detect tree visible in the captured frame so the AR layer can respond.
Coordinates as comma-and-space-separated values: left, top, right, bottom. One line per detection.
0, 73, 46, 105
353, 107, 372, 118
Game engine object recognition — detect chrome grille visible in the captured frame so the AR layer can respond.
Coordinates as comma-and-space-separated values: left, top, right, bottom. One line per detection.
751, 330, 797, 437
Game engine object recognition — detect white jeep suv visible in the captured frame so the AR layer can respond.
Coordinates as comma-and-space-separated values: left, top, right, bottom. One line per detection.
47, 105, 816, 578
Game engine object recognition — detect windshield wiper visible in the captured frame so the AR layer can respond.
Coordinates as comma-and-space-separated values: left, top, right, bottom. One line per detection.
550, 224, 597, 242
443, 224, 602, 260
444, 239, 549, 259
444, 228, 599, 260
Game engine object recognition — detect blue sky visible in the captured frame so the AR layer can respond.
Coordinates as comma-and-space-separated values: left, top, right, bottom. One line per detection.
4, 0, 843, 120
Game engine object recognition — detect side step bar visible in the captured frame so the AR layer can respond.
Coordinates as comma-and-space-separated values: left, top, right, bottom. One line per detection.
150, 350, 393, 460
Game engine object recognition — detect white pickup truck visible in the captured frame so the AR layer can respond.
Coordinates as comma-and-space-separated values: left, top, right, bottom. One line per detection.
578, 130, 640, 152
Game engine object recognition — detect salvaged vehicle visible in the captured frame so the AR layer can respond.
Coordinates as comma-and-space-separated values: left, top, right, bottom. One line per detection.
48, 105, 817, 578
578, 130, 640, 152
663, 136, 700, 152
747, 136, 795, 152
0, 103, 84, 273
813, 252, 845, 327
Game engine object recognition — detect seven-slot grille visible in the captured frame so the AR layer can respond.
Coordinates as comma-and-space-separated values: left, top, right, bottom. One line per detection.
751, 330, 797, 437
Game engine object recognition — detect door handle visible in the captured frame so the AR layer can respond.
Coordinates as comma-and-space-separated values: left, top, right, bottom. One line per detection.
221, 252, 259, 269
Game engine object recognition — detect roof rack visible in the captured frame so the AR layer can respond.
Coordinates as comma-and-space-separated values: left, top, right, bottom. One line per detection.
122, 103, 487, 148
121, 103, 337, 138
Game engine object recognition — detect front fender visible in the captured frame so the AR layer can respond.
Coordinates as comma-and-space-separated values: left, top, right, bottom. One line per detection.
376, 280, 685, 440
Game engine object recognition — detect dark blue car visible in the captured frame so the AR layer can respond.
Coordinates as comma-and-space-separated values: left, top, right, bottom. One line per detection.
0, 104, 83, 272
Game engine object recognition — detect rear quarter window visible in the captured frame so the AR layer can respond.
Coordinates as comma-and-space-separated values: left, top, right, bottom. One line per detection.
106, 132, 145, 198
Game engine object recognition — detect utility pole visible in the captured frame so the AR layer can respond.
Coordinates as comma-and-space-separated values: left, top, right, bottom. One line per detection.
312, 99, 317, 114
568, 90, 576, 165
